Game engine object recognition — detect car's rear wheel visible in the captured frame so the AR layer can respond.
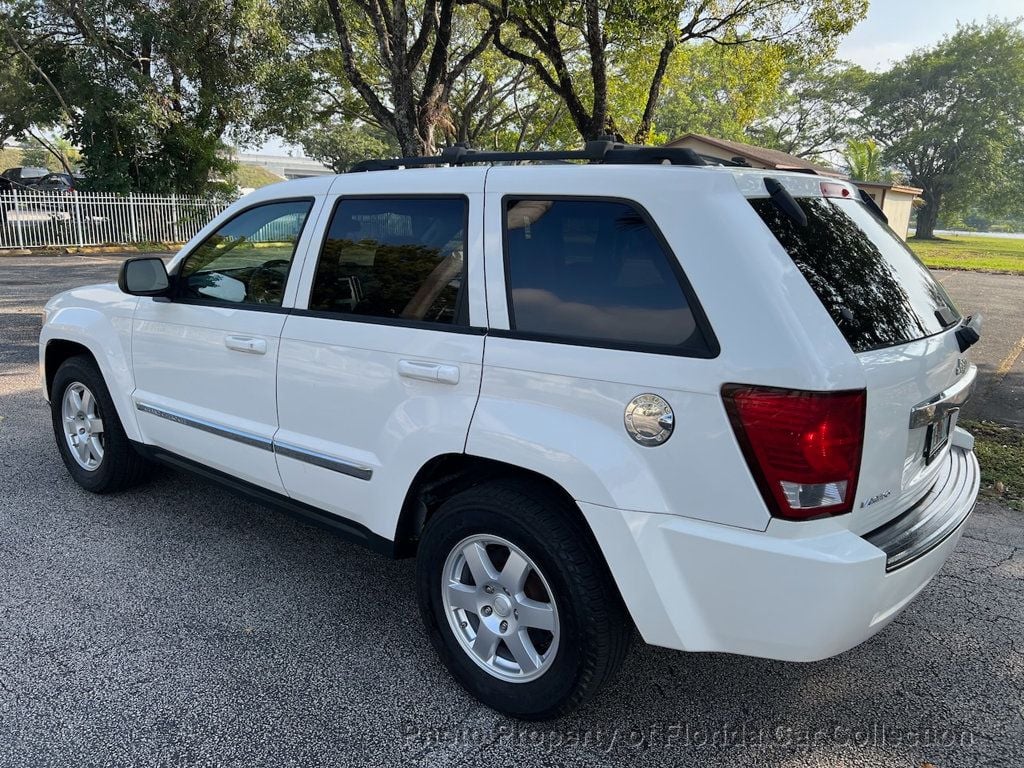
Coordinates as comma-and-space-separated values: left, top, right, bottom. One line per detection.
416, 479, 631, 719
50, 355, 151, 493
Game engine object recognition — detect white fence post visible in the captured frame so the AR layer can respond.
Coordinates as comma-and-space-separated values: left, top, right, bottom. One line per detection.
73, 193, 85, 247
171, 193, 180, 244
12, 189, 24, 250
129, 193, 139, 243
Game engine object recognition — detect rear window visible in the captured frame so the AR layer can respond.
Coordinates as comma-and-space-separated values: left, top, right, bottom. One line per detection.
749, 195, 960, 352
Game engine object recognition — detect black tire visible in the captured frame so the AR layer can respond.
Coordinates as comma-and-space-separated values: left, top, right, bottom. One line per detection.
50, 355, 152, 493
416, 479, 632, 720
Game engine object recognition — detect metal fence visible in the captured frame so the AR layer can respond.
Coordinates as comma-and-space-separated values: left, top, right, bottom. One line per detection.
0, 190, 233, 250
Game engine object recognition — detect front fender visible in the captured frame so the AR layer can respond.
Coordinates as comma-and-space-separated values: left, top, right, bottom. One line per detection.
40, 285, 141, 441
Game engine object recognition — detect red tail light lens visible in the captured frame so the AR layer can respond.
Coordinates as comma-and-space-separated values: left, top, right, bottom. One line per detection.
723, 385, 866, 520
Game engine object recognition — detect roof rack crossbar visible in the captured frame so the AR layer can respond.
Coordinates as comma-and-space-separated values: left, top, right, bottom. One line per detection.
348, 138, 706, 173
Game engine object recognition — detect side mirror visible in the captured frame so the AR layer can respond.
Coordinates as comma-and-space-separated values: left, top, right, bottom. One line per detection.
118, 257, 170, 297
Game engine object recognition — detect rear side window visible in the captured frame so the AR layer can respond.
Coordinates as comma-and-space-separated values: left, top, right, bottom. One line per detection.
749, 196, 959, 352
503, 198, 712, 355
309, 197, 467, 326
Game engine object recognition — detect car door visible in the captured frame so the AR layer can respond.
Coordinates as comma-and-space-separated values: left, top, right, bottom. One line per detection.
274, 168, 487, 540
131, 196, 322, 492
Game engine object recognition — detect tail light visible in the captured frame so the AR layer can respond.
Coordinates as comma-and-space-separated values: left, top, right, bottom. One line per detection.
723, 385, 866, 520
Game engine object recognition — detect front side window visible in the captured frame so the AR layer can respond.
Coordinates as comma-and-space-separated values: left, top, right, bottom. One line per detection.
179, 200, 313, 306
309, 197, 467, 326
503, 198, 711, 353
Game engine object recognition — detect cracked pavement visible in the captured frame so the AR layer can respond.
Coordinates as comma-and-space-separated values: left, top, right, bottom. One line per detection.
0, 254, 1022, 767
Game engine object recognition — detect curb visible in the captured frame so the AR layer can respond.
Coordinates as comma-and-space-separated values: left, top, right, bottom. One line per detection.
0, 245, 181, 258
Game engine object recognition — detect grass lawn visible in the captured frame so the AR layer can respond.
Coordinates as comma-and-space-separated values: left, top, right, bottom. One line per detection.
909, 233, 1024, 274
961, 420, 1024, 511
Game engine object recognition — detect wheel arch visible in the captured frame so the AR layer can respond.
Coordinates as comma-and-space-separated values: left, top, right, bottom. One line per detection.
41, 320, 142, 443
394, 453, 602, 560
44, 339, 97, 400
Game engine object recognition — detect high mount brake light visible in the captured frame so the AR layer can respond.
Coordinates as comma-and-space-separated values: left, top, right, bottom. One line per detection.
820, 182, 852, 199
723, 385, 866, 520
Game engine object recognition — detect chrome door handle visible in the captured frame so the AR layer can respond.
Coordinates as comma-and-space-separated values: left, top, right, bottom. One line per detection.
224, 335, 267, 355
397, 359, 460, 385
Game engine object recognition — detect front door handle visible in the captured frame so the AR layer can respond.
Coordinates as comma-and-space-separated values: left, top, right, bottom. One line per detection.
224, 335, 267, 355
398, 359, 460, 385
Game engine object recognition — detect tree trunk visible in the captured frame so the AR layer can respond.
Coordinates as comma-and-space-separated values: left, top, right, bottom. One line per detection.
915, 191, 942, 239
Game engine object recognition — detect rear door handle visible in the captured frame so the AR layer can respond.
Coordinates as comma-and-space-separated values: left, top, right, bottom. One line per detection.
224, 335, 267, 355
398, 359, 460, 385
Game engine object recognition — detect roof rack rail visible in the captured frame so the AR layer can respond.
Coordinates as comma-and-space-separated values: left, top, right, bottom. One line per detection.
348, 136, 707, 173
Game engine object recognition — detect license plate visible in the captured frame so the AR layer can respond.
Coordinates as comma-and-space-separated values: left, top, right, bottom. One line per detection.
925, 409, 957, 464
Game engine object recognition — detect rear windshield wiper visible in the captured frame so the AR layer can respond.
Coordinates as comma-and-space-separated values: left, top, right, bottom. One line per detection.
764, 177, 808, 227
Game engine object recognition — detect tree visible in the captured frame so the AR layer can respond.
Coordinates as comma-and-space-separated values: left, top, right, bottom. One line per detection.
1, 0, 288, 192
311, 0, 500, 156
646, 40, 787, 144
748, 59, 870, 159
18, 140, 51, 168
474, 0, 867, 145
298, 121, 397, 171
863, 20, 1024, 239
0, 0, 68, 149
842, 137, 884, 181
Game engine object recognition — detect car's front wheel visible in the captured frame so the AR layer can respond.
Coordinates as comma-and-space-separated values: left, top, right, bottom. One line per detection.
50, 355, 151, 493
416, 479, 632, 719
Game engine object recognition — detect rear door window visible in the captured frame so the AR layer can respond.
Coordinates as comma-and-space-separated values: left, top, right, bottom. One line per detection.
309, 197, 467, 326
749, 195, 959, 352
503, 197, 714, 355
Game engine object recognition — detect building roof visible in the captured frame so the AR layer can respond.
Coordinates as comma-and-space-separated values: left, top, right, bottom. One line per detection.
665, 133, 844, 178
853, 180, 924, 196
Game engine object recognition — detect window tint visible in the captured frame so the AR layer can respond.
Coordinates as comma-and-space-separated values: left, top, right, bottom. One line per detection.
180, 200, 312, 306
503, 198, 709, 352
749, 196, 959, 352
309, 197, 467, 325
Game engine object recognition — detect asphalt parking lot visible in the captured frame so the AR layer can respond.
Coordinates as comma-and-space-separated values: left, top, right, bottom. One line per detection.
1, 254, 1022, 767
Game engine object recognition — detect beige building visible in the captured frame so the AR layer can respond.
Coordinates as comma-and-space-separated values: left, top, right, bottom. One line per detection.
666, 133, 922, 240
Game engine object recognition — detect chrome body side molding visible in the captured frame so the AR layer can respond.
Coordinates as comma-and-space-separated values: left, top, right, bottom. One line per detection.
135, 401, 373, 481
135, 402, 274, 451
272, 441, 374, 481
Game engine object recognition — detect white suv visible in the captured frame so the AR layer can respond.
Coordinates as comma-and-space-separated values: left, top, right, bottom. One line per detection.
39, 142, 982, 719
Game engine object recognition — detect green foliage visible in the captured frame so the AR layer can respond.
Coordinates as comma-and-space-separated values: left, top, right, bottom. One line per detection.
647, 41, 787, 143
480, 0, 868, 144
2, 0, 289, 192
0, 1, 68, 144
864, 20, 1024, 238
297, 122, 397, 171
231, 163, 286, 190
841, 137, 895, 182
960, 420, 1024, 511
748, 59, 871, 159
18, 141, 50, 168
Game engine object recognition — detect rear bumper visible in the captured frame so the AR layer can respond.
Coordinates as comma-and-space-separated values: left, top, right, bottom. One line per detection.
865, 444, 979, 570
580, 445, 979, 662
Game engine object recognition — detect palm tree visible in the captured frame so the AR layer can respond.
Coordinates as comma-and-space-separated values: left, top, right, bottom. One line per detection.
843, 137, 886, 182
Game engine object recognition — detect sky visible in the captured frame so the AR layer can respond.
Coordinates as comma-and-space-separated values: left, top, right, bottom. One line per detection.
837, 0, 1023, 70
252, 0, 1023, 156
